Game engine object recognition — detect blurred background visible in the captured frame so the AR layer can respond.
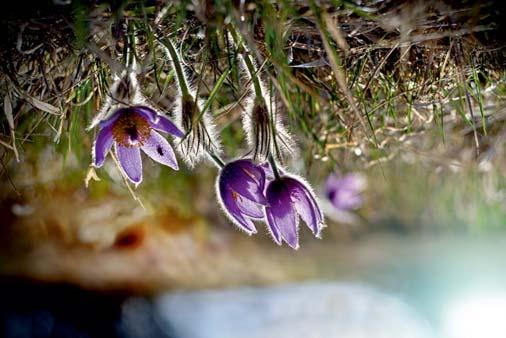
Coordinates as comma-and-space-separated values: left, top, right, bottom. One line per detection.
0, 1, 505, 337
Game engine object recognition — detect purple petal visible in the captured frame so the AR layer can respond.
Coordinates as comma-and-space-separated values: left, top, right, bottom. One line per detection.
326, 173, 365, 211
327, 173, 364, 192
325, 174, 341, 192
234, 193, 264, 219
132, 106, 158, 123
93, 125, 114, 167
291, 180, 323, 236
219, 185, 257, 234
260, 162, 275, 181
265, 209, 282, 245
266, 179, 299, 249
141, 131, 179, 170
150, 114, 184, 138
221, 160, 267, 205
260, 161, 286, 182
116, 145, 143, 185
97, 109, 122, 129
330, 190, 363, 210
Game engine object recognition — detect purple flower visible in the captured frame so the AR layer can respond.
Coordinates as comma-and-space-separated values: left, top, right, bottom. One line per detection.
265, 175, 324, 250
325, 173, 366, 211
216, 159, 268, 235
92, 105, 183, 186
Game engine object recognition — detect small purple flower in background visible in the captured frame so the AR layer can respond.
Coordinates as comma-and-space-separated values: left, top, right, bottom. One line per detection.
265, 174, 324, 250
216, 159, 267, 235
92, 105, 183, 186
325, 173, 366, 211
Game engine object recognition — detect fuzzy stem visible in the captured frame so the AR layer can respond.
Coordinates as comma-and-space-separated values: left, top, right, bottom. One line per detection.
268, 79, 281, 161
207, 150, 225, 168
229, 26, 263, 98
268, 154, 281, 180
162, 39, 191, 97
125, 21, 137, 69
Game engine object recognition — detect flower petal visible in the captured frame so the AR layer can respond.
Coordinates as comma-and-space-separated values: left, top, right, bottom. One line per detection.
233, 191, 264, 219
219, 184, 257, 234
97, 109, 122, 128
116, 145, 143, 185
326, 173, 365, 211
133, 106, 158, 123
221, 160, 267, 205
260, 162, 275, 181
340, 173, 367, 191
92, 125, 114, 167
291, 180, 323, 236
141, 131, 178, 170
266, 179, 299, 249
331, 189, 363, 210
265, 209, 282, 245
150, 114, 184, 138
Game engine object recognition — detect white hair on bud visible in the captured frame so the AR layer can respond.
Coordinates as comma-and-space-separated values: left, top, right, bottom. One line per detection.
88, 62, 145, 130
236, 51, 296, 161
172, 92, 222, 168
163, 43, 222, 168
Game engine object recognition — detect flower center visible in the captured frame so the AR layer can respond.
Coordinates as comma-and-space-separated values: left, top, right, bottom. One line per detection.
111, 110, 151, 147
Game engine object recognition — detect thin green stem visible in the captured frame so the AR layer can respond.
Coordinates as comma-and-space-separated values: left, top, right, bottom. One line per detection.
125, 21, 137, 69
268, 154, 281, 180
229, 25, 263, 98
161, 38, 191, 97
268, 79, 281, 161
207, 150, 225, 168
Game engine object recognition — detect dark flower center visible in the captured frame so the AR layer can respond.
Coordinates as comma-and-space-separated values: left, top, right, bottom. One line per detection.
327, 190, 336, 201
112, 110, 151, 147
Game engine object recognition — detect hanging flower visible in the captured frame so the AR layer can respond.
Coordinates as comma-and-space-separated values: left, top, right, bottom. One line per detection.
325, 173, 366, 211
264, 174, 324, 249
216, 159, 267, 234
92, 105, 183, 186
89, 67, 145, 130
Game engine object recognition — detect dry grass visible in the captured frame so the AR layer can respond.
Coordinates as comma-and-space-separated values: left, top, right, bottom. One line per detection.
0, 1, 505, 248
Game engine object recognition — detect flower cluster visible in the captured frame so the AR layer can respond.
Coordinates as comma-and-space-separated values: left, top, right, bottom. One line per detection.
216, 159, 324, 249
90, 32, 328, 249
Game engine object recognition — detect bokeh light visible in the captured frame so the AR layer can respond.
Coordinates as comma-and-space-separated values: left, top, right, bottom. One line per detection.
443, 290, 506, 338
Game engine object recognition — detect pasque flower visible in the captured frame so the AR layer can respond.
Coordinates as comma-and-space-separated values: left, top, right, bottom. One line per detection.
216, 158, 324, 249
216, 159, 267, 234
325, 173, 366, 211
265, 172, 324, 249
92, 105, 183, 185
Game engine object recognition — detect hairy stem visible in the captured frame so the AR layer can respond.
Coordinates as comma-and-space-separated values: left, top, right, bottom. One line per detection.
207, 150, 225, 168
161, 38, 191, 97
268, 154, 281, 180
229, 25, 263, 98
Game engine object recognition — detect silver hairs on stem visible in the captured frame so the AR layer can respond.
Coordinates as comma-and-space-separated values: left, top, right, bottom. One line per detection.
161, 39, 222, 168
